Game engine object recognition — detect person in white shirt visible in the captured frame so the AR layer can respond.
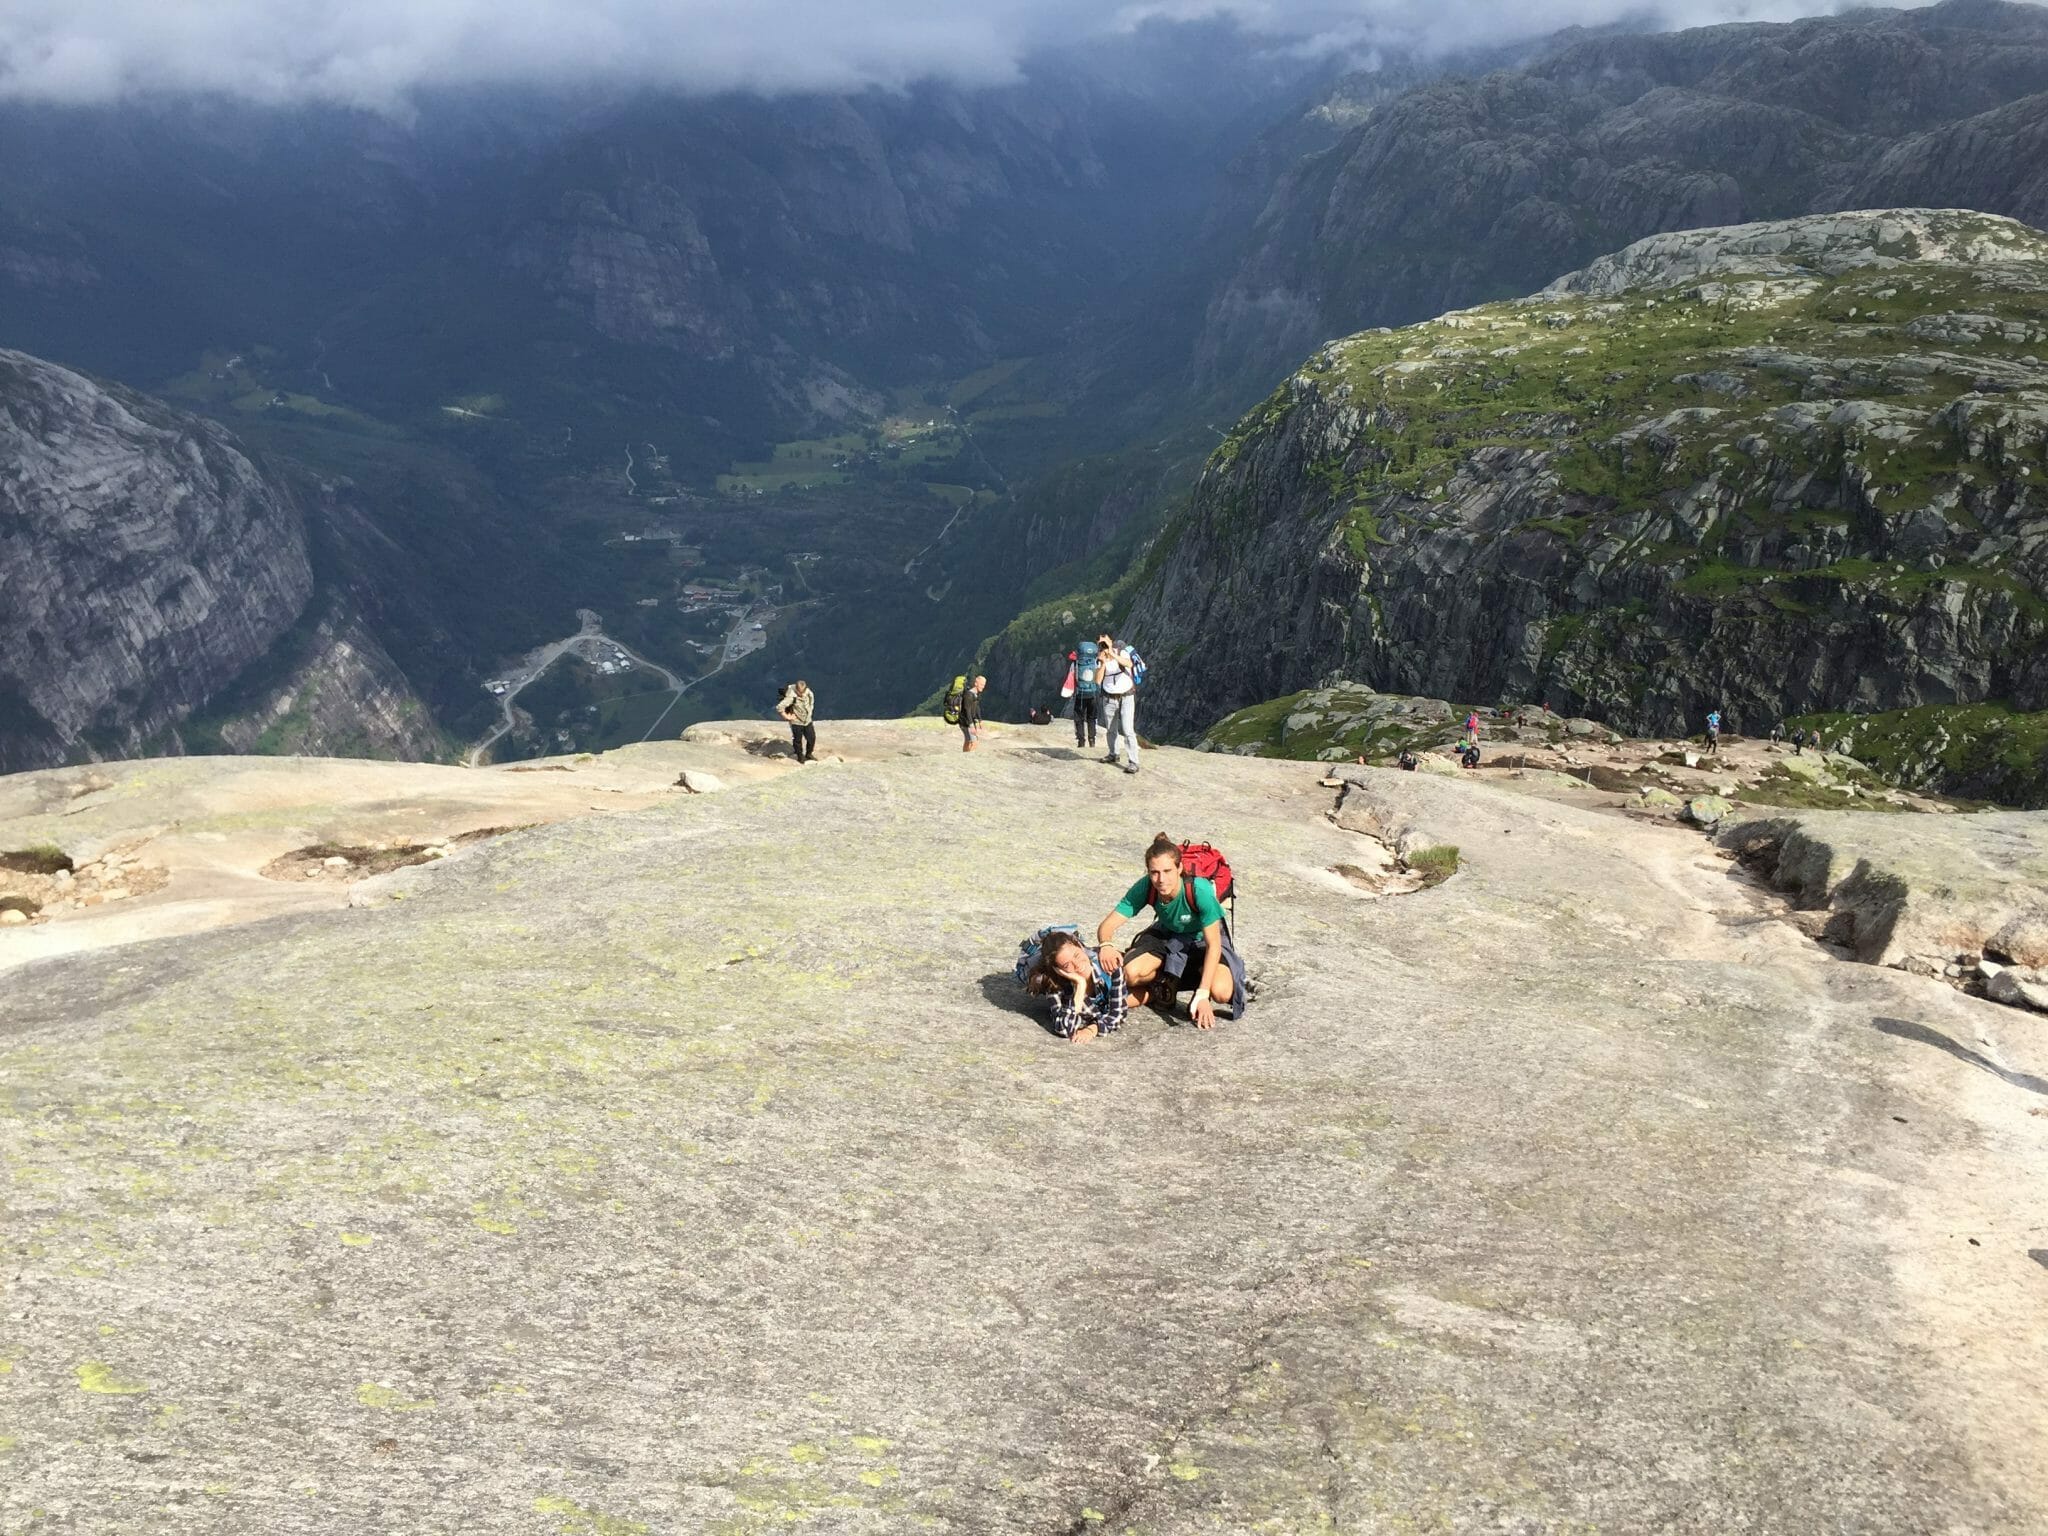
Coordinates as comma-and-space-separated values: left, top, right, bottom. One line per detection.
1096, 633, 1139, 774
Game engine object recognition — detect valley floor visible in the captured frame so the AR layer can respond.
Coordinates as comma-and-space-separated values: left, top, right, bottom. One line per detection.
1, 724, 2043, 1533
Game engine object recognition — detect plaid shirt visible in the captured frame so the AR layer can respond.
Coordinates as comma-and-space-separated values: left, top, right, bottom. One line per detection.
1049, 966, 1128, 1039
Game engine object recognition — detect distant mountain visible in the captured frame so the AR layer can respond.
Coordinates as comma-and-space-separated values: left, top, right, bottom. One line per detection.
0, 349, 443, 771
1082, 211, 2048, 807
0, 21, 1325, 477
1190, 0, 2048, 399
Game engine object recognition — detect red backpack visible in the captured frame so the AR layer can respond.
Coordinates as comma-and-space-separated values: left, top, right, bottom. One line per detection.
1179, 841, 1236, 927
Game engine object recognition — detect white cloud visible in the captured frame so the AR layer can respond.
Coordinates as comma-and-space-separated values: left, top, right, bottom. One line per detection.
0, 0, 1938, 109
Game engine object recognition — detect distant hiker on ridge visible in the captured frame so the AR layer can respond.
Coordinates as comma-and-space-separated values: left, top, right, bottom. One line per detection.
777, 680, 816, 763
1067, 645, 1100, 751
1705, 709, 1722, 755
960, 675, 985, 752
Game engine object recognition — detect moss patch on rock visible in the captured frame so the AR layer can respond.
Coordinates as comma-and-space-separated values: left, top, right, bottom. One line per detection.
1789, 703, 2048, 808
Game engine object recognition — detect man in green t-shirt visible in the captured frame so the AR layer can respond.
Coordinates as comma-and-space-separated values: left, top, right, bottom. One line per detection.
1096, 834, 1245, 1028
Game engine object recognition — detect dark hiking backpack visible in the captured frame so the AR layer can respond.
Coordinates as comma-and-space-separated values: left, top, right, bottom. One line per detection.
1075, 640, 1101, 698
943, 674, 967, 725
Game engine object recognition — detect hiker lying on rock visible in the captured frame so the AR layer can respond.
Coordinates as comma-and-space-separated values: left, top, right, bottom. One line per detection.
1023, 931, 1127, 1043
1097, 833, 1246, 1030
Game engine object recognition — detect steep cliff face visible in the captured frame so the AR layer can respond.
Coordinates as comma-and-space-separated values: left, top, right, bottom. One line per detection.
1197, 0, 2048, 392
1123, 211, 2048, 749
0, 350, 315, 771
0, 350, 440, 771
187, 596, 451, 762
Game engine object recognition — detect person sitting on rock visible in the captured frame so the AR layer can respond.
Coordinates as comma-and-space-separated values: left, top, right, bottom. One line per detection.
1397, 749, 1419, 771
1024, 930, 1127, 1043
1096, 833, 1245, 1029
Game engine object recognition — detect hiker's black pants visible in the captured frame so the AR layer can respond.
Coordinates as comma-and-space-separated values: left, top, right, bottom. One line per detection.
1072, 695, 1099, 746
789, 723, 815, 761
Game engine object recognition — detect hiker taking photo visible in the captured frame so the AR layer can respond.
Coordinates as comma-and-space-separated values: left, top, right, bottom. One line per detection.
1098, 634, 1139, 774
777, 680, 816, 763
1097, 833, 1246, 1029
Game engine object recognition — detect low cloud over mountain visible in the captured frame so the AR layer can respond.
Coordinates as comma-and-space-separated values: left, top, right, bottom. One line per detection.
0, 0, 1939, 109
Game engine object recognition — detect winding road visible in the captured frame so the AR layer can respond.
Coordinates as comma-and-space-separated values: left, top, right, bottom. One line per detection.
466, 610, 690, 767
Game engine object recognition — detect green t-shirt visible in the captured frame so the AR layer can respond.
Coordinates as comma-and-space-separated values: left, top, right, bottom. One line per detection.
1116, 874, 1224, 936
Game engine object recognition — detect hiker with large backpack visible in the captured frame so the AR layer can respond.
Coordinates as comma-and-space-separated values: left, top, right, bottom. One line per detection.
1067, 643, 1101, 750
1096, 832, 1246, 1029
942, 673, 986, 750
1017, 927, 1128, 1043
1097, 634, 1139, 774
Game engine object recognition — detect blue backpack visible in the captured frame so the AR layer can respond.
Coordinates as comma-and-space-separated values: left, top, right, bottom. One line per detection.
1075, 641, 1101, 698
1126, 647, 1148, 689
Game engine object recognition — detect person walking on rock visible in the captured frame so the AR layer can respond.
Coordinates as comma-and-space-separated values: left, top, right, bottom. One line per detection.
1067, 649, 1100, 751
1705, 709, 1722, 756
1098, 635, 1139, 775
1096, 833, 1245, 1028
778, 680, 817, 763
960, 675, 985, 752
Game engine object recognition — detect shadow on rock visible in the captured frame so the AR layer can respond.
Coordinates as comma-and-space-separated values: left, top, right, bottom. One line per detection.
1020, 745, 1093, 762
978, 972, 1063, 1037
1872, 1016, 2048, 1097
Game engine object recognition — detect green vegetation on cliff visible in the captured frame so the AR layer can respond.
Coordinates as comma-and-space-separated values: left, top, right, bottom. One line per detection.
1116, 212, 2048, 794
1790, 703, 2048, 808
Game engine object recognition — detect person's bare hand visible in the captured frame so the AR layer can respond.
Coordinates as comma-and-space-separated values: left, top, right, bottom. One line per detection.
1099, 946, 1122, 972
1191, 995, 1216, 1029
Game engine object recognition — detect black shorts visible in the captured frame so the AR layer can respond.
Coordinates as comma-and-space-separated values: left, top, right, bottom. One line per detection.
1126, 925, 1249, 1016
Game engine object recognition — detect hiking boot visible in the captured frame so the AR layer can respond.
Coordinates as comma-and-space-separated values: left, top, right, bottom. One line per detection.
1102, 754, 1120, 765
1123, 762, 1139, 774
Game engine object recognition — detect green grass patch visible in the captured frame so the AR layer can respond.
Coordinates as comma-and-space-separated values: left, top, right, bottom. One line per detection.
947, 357, 1034, 408
1789, 702, 2048, 808
1406, 845, 1461, 887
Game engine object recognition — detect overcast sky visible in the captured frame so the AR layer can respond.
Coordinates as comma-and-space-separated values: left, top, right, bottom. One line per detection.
0, 1, 1935, 109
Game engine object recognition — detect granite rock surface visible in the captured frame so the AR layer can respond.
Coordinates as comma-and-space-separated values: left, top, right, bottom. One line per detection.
2, 722, 2043, 1533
